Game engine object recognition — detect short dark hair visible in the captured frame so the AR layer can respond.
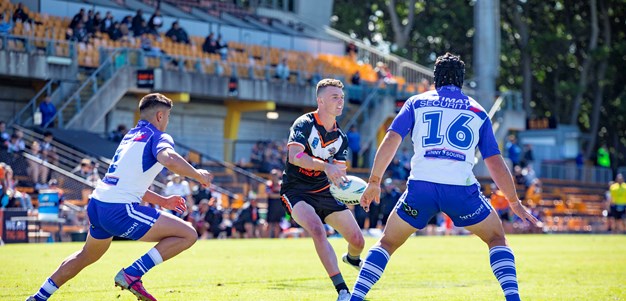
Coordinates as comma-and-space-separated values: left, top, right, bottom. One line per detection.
43, 131, 53, 137
433, 52, 465, 88
138, 93, 173, 112
316, 79, 344, 97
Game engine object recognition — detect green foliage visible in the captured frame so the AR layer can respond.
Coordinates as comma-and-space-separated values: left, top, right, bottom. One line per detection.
1, 236, 625, 300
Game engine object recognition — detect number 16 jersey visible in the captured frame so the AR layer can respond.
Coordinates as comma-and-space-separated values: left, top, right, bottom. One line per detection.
389, 85, 501, 186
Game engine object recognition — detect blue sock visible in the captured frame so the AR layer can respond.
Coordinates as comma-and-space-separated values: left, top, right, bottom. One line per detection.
350, 246, 390, 301
33, 278, 58, 301
124, 248, 163, 277
490, 246, 521, 301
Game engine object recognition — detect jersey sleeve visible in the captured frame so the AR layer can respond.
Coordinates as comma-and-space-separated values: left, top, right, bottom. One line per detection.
388, 98, 415, 139
477, 118, 501, 159
152, 133, 175, 158
287, 116, 310, 149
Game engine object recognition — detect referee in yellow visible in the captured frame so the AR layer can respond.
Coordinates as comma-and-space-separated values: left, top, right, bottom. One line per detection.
609, 174, 626, 233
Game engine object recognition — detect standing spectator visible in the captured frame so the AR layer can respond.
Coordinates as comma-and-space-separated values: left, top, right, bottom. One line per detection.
505, 135, 522, 168
164, 174, 193, 214
70, 8, 85, 30
132, 9, 145, 36
88, 12, 102, 34
39, 96, 57, 128
148, 9, 163, 32
120, 15, 133, 33
13, 3, 31, 23
346, 125, 361, 168
521, 144, 534, 168
597, 144, 611, 168
608, 173, 626, 233
28, 141, 49, 189
266, 169, 285, 238
101, 11, 114, 33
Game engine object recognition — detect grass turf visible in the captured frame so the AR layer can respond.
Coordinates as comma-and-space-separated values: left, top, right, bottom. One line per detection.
1, 235, 625, 300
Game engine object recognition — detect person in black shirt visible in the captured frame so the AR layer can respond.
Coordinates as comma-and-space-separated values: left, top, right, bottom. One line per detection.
280, 79, 364, 301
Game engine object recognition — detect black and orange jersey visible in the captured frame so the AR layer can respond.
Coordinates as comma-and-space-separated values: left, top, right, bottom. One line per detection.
281, 111, 349, 193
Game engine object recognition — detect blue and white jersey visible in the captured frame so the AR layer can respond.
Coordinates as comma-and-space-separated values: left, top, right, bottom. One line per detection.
91, 120, 174, 204
389, 85, 500, 186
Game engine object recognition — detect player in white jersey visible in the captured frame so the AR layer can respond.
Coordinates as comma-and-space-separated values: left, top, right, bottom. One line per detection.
27, 93, 212, 301
350, 53, 540, 301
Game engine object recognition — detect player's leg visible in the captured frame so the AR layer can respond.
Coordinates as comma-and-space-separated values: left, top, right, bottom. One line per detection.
324, 209, 365, 270
465, 211, 521, 301
290, 201, 349, 295
28, 233, 112, 301
350, 210, 417, 301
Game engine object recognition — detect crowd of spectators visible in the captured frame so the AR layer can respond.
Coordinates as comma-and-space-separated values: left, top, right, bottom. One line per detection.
246, 140, 287, 173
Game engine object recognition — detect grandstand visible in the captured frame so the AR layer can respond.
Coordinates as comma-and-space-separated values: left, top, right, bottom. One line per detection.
0, 0, 620, 244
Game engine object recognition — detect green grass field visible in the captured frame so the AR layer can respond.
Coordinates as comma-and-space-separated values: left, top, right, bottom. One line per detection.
1, 235, 625, 301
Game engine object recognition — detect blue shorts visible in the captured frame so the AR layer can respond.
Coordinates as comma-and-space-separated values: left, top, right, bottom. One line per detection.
87, 198, 161, 240
395, 180, 492, 229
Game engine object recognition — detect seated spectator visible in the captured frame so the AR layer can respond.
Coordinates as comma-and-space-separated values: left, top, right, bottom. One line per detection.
109, 124, 128, 142
490, 184, 512, 233
233, 199, 259, 238
73, 158, 99, 185
148, 9, 163, 32
375, 61, 396, 85
10, 130, 25, 152
275, 58, 289, 80
525, 179, 542, 206
119, 23, 133, 44
0, 121, 9, 148
202, 32, 216, 54
0, 13, 13, 35
7, 133, 24, 154
216, 34, 228, 60
165, 21, 189, 44
28, 141, 49, 189
2, 165, 32, 209
70, 8, 85, 30
164, 174, 193, 214
72, 22, 90, 43
120, 15, 133, 32
40, 132, 59, 165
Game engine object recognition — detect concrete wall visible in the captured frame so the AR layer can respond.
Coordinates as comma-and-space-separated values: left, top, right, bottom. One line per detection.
0, 51, 76, 81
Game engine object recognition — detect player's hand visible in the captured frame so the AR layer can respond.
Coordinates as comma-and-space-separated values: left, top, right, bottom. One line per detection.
324, 163, 348, 187
509, 201, 542, 227
360, 183, 381, 212
196, 169, 213, 187
162, 195, 187, 214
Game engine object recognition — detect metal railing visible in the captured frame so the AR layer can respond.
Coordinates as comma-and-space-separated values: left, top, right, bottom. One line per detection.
8, 80, 58, 128
540, 162, 613, 184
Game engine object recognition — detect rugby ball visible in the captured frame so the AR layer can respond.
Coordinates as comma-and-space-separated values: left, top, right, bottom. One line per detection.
330, 175, 368, 205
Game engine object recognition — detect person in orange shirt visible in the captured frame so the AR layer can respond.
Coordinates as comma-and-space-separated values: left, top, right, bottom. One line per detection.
490, 184, 512, 233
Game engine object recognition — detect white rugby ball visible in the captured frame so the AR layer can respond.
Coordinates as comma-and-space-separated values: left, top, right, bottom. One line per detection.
330, 175, 368, 205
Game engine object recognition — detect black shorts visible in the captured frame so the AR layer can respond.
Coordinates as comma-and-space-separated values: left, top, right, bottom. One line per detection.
267, 198, 286, 223
610, 205, 625, 219
281, 188, 348, 223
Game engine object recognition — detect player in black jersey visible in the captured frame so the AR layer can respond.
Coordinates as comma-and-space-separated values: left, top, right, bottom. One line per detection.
280, 79, 364, 301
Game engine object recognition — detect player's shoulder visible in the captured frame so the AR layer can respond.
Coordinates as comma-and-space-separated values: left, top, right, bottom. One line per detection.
295, 112, 315, 124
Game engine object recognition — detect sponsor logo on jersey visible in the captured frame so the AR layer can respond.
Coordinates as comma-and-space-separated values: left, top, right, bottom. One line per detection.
401, 201, 419, 218
459, 204, 485, 220
120, 222, 139, 238
328, 147, 336, 155
298, 167, 322, 177
312, 137, 319, 148
424, 148, 466, 161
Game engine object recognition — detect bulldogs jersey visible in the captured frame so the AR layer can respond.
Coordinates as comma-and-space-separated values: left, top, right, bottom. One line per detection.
282, 111, 348, 192
389, 85, 500, 186
91, 120, 174, 204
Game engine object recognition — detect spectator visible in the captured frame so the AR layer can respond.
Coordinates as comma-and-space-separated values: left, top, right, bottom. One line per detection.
233, 199, 259, 238
120, 15, 133, 32
40, 131, 59, 166
88, 12, 102, 34
521, 144, 534, 168
119, 23, 133, 44
164, 174, 193, 214
101, 11, 114, 33
597, 144, 611, 168
216, 35, 228, 60
28, 141, 49, 189
351, 70, 361, 86
524, 179, 542, 207
266, 169, 284, 238
148, 9, 163, 32
380, 178, 401, 226
202, 32, 216, 54
165, 21, 189, 44
73, 158, 99, 185
84, 10, 95, 32
132, 9, 145, 36
608, 174, 626, 233
10, 130, 25, 152
190, 199, 210, 238
193, 182, 215, 206
108, 22, 122, 41
2, 165, 32, 209
417, 78, 431, 93
204, 197, 224, 238
346, 125, 361, 168
109, 124, 128, 143
374, 61, 396, 85
70, 8, 85, 30
12, 3, 30, 23
275, 58, 289, 80
0, 13, 14, 35
7, 133, 23, 154
0, 121, 9, 148
72, 22, 89, 43
39, 96, 57, 128
490, 183, 512, 233
345, 42, 357, 59
505, 135, 522, 168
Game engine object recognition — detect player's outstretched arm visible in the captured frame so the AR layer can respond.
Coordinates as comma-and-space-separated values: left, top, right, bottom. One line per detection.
484, 155, 541, 227
360, 131, 402, 212
287, 144, 347, 187
143, 190, 187, 214
156, 148, 213, 187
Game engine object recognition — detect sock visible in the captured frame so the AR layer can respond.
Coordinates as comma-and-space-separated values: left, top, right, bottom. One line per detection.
124, 248, 163, 277
490, 246, 521, 301
33, 278, 58, 301
346, 253, 361, 266
351, 246, 390, 301
330, 273, 348, 293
